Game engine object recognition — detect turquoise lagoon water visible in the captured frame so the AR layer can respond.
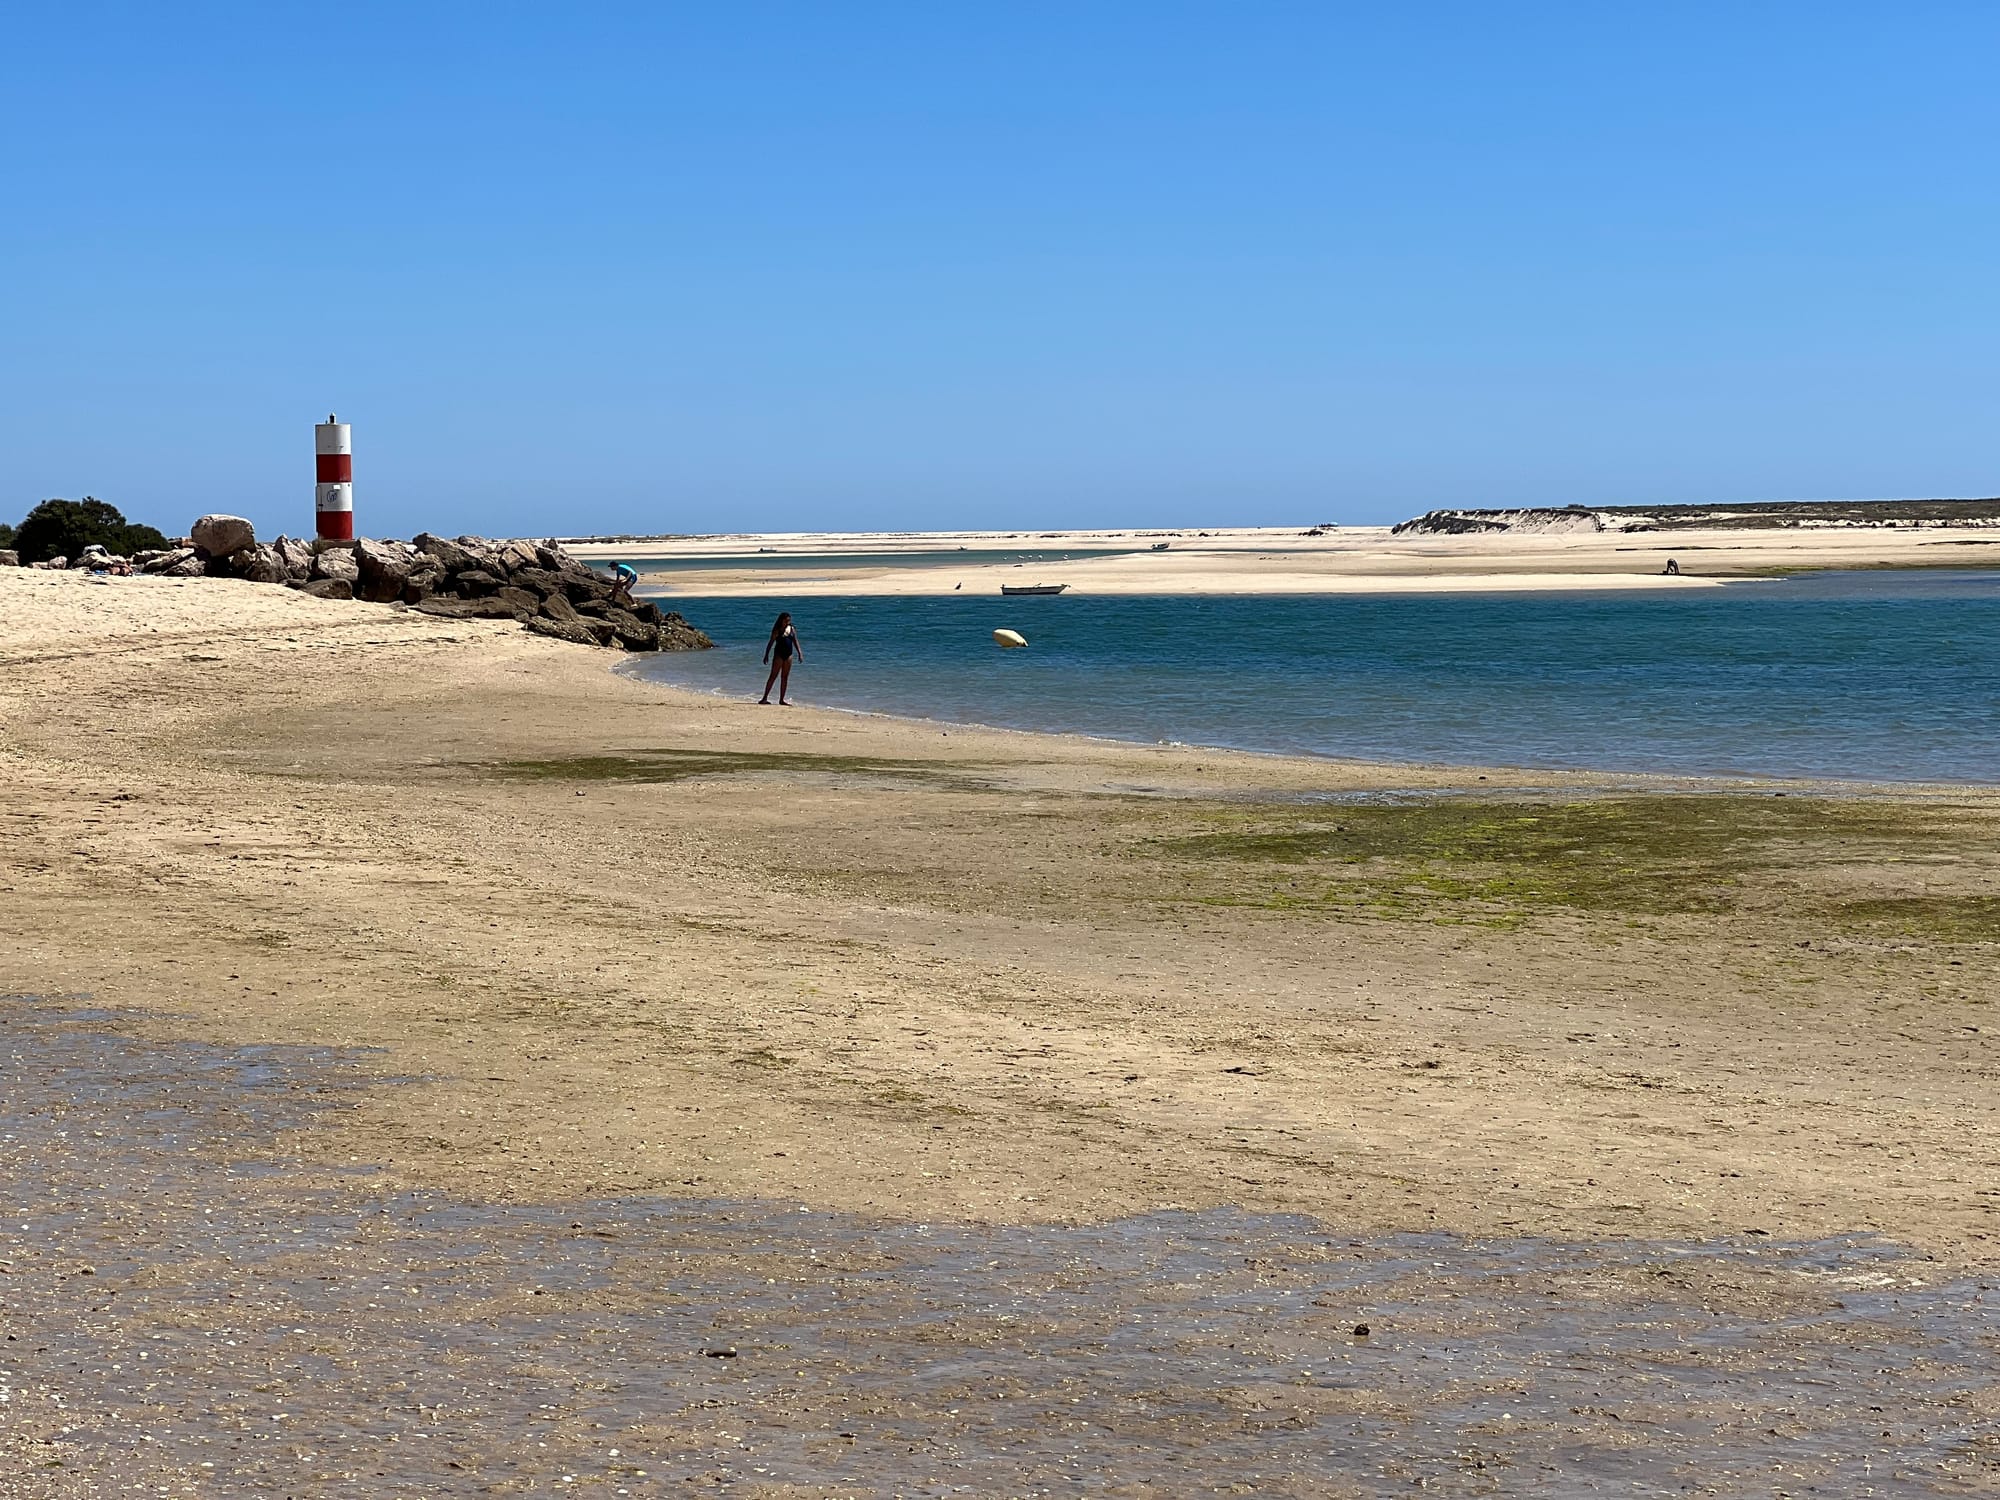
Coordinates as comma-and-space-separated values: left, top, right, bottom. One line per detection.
630, 570, 2000, 783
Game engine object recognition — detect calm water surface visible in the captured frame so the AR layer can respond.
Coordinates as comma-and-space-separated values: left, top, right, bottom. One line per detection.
631, 570, 2000, 784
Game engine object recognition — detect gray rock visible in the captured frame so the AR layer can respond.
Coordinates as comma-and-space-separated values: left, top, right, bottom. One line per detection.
142, 546, 198, 575
272, 535, 314, 581
298, 578, 355, 600
525, 615, 602, 647
505, 566, 570, 598
0, 549, 17, 567
354, 536, 414, 580
540, 592, 584, 627
494, 585, 542, 619
402, 560, 444, 603
495, 539, 540, 574
159, 556, 205, 578
598, 606, 658, 650
657, 613, 714, 651
535, 543, 594, 577
450, 569, 503, 596
354, 538, 415, 603
310, 548, 360, 584
190, 514, 256, 557
564, 573, 615, 605
416, 595, 520, 620
240, 544, 288, 585
412, 532, 476, 574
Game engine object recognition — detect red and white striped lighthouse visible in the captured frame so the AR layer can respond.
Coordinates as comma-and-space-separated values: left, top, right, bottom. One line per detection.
314, 414, 353, 542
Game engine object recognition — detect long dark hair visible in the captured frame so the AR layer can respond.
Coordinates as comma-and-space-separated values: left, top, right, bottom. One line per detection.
769, 611, 792, 638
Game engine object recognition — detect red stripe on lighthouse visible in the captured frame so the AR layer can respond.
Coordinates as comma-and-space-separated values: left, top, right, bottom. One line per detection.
316, 454, 352, 483
317, 511, 354, 541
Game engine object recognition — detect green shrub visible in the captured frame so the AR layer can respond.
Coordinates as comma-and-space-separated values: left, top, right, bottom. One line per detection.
11, 498, 170, 564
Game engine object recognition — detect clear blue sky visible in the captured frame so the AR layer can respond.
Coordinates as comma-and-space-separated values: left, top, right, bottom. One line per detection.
3, 2, 1995, 539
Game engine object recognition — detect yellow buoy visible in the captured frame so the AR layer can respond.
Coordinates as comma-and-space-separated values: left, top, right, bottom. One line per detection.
993, 628, 1027, 648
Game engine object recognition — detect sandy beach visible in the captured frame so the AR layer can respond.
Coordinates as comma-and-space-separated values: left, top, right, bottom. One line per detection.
4, 563, 1996, 1245
568, 522, 2000, 596
5, 564, 1998, 1491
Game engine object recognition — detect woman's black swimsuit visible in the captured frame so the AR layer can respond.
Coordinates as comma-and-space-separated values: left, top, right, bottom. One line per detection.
772, 630, 797, 662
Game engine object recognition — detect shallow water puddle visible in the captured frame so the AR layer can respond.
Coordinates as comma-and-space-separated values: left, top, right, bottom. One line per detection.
2, 996, 1996, 1496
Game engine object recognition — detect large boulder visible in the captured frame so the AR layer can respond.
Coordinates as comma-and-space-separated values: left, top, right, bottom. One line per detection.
412, 532, 477, 575
507, 566, 569, 599
525, 615, 602, 647
494, 585, 542, 619
142, 546, 195, 574
416, 595, 520, 620
657, 613, 714, 651
494, 538, 540, 575
450, 568, 503, 596
0, 550, 18, 568
402, 558, 444, 602
597, 606, 658, 650
298, 578, 354, 600
190, 514, 256, 558
272, 535, 314, 581
310, 548, 360, 584
540, 591, 585, 627
353, 538, 415, 603
159, 555, 204, 578
563, 572, 615, 605
239, 545, 288, 585
535, 543, 593, 577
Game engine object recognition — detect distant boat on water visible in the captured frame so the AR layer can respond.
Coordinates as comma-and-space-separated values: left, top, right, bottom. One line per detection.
1001, 583, 1068, 596
1151, 541, 1171, 551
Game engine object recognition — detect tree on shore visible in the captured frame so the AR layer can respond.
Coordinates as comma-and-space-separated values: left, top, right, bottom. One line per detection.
0, 520, 15, 548
9, 498, 169, 564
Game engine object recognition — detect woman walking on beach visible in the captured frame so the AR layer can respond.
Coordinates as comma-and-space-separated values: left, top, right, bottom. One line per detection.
760, 611, 803, 705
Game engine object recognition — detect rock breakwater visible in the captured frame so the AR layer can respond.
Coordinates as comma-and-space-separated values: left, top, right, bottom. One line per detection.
2, 514, 711, 652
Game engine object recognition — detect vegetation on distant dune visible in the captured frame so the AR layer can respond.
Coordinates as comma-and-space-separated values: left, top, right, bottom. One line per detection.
8, 497, 170, 564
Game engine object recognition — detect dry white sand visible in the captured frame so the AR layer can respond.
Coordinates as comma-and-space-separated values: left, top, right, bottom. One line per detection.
566, 523, 2000, 596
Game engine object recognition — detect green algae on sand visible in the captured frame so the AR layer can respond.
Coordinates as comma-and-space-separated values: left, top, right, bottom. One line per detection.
1144, 794, 2000, 936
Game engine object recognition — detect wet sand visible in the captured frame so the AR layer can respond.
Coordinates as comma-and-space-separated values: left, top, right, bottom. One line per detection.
6, 997, 1997, 1496
3, 566, 1999, 1493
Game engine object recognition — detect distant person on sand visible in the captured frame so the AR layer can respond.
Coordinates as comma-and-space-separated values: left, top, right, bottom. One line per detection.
760, 611, 803, 705
1663, 557, 1680, 576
